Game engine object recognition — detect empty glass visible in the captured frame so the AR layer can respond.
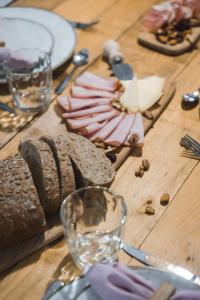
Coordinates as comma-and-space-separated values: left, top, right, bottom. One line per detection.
3, 48, 52, 113
60, 186, 127, 270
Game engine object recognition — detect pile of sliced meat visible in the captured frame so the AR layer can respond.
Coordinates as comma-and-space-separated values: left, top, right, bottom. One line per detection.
143, 0, 200, 33
57, 71, 144, 147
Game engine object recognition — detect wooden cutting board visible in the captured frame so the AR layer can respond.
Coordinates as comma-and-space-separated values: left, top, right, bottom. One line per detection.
0, 77, 176, 274
138, 27, 200, 56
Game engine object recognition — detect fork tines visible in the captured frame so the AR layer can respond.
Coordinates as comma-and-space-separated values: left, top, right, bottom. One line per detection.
180, 134, 200, 158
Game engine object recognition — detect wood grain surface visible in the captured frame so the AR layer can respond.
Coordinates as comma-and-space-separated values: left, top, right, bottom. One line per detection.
0, 1, 200, 300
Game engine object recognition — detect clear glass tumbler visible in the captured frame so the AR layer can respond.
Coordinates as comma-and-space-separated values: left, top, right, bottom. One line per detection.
60, 186, 127, 270
3, 48, 52, 113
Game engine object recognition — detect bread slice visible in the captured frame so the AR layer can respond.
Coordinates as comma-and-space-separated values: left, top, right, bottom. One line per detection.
20, 139, 60, 214
40, 135, 75, 200
0, 155, 46, 248
56, 132, 115, 187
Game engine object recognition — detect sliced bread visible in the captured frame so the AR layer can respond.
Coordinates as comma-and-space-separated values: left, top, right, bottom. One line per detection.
20, 139, 60, 214
56, 132, 115, 187
0, 155, 46, 248
40, 135, 75, 200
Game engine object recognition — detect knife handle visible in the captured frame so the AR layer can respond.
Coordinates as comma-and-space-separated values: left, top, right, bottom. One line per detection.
103, 40, 124, 65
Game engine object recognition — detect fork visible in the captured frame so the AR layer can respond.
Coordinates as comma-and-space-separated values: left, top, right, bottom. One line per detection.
180, 134, 200, 158
67, 19, 100, 30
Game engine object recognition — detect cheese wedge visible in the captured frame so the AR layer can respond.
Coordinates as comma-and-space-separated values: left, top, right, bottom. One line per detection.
119, 76, 165, 113
120, 77, 139, 112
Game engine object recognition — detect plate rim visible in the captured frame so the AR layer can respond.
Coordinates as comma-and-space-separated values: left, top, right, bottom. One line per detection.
0, 6, 77, 82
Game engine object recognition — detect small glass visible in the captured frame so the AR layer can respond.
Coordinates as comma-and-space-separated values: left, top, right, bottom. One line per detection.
60, 186, 127, 270
3, 48, 52, 113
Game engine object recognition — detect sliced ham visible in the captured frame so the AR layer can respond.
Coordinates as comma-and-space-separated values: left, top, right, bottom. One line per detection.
104, 113, 135, 147
57, 95, 71, 111
67, 109, 119, 129
62, 104, 112, 119
67, 97, 112, 111
71, 86, 119, 99
125, 112, 144, 146
90, 113, 125, 142
79, 121, 107, 135
75, 71, 119, 92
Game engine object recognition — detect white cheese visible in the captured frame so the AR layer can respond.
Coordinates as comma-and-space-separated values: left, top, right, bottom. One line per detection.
120, 77, 139, 112
119, 76, 165, 113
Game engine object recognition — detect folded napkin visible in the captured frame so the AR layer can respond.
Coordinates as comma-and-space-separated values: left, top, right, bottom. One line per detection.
85, 263, 200, 300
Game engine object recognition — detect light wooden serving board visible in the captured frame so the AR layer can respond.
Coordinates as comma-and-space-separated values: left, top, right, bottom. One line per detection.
138, 27, 200, 56
0, 78, 176, 274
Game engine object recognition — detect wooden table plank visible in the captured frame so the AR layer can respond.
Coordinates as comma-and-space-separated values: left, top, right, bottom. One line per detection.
1, 0, 200, 299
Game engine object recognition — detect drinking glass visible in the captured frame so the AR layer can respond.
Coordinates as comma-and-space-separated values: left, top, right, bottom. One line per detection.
3, 48, 52, 113
60, 186, 127, 270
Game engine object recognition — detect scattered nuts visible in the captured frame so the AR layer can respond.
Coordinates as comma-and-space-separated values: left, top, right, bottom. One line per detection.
135, 169, 140, 177
139, 169, 144, 177
142, 159, 150, 171
143, 110, 154, 120
145, 205, 155, 215
160, 193, 170, 206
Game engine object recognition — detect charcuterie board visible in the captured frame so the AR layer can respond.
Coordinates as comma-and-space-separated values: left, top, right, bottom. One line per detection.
0, 77, 176, 275
138, 27, 200, 56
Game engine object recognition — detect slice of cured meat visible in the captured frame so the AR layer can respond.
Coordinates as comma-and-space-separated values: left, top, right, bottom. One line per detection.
90, 113, 125, 142
75, 71, 119, 92
71, 86, 119, 99
79, 121, 107, 135
57, 95, 71, 111
104, 114, 135, 146
67, 109, 119, 129
68, 97, 112, 112
62, 104, 112, 119
125, 113, 144, 146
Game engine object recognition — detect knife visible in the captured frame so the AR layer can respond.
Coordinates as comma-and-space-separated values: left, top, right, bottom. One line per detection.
122, 242, 200, 286
103, 40, 134, 80
0, 0, 14, 7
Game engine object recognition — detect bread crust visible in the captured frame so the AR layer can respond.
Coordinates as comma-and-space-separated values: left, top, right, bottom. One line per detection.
0, 155, 46, 248
56, 133, 115, 187
20, 139, 60, 214
40, 135, 75, 200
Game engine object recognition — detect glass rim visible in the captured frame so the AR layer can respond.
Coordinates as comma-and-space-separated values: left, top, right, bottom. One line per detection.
60, 185, 127, 234
2, 47, 51, 71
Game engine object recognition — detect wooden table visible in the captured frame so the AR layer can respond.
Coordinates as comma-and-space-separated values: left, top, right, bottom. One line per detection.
1, 0, 200, 299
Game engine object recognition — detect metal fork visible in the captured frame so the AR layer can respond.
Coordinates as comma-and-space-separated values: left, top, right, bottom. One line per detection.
180, 134, 200, 158
67, 19, 99, 30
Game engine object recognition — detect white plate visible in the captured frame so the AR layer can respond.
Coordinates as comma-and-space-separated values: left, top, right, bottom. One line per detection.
0, 7, 76, 82
48, 266, 200, 299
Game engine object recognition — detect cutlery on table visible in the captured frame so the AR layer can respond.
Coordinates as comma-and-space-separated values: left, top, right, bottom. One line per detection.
180, 134, 200, 158
54, 48, 89, 95
103, 39, 134, 80
67, 19, 100, 30
0, 0, 14, 7
182, 88, 200, 110
121, 242, 200, 285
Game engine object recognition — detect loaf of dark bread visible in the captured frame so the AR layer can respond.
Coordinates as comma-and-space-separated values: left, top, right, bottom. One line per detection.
20, 139, 60, 214
56, 133, 115, 187
0, 155, 46, 248
40, 135, 75, 200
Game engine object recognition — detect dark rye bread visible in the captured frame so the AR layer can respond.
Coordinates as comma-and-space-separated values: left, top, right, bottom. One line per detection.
20, 139, 60, 214
56, 132, 115, 187
40, 135, 75, 200
0, 155, 46, 248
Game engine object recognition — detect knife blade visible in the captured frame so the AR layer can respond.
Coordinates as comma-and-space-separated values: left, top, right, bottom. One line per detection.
122, 242, 200, 286
0, 0, 14, 7
103, 40, 133, 80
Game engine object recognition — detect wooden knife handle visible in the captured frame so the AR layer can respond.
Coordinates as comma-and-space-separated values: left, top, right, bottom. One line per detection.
103, 40, 124, 64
